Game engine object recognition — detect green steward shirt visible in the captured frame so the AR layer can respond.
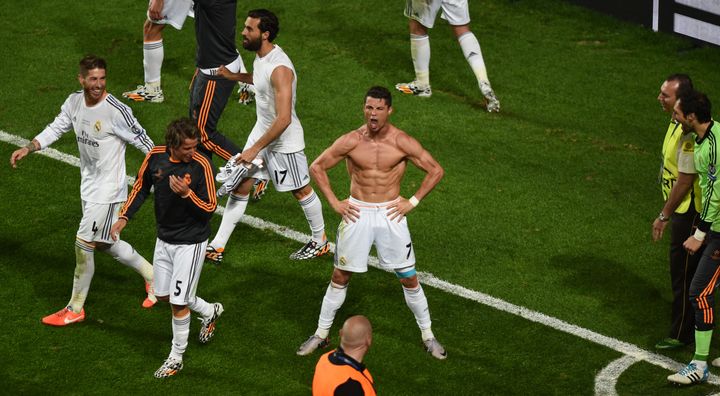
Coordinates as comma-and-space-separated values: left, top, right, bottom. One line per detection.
661, 119, 701, 214
694, 121, 720, 232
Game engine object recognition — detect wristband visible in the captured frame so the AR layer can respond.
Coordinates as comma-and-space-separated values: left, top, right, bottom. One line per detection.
408, 196, 420, 207
658, 212, 670, 222
694, 228, 707, 242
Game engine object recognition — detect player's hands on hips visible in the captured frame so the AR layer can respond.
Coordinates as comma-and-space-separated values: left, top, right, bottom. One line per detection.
652, 218, 668, 241
387, 197, 414, 222
110, 218, 127, 242
10, 147, 29, 168
148, 0, 164, 21
683, 235, 703, 255
169, 174, 190, 197
334, 199, 360, 223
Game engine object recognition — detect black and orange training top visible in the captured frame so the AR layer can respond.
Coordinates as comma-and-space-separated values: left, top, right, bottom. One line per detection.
312, 348, 375, 396
120, 146, 216, 244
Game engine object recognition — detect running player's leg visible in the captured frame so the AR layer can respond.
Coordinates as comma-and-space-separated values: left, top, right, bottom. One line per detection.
396, 0, 435, 97
42, 201, 101, 325
445, 1, 500, 112
207, 177, 254, 262
192, 74, 238, 160
91, 202, 156, 307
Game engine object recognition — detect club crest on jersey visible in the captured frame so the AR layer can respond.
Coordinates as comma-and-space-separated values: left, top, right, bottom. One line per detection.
184, 173, 192, 185
709, 164, 717, 182
94, 121, 101, 133
153, 168, 164, 181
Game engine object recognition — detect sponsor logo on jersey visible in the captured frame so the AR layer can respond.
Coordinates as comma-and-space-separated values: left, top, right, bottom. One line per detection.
709, 164, 717, 182
153, 168, 164, 182
94, 120, 102, 133
77, 130, 100, 147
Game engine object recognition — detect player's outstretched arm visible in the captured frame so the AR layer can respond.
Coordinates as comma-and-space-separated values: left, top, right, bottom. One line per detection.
217, 65, 253, 84
10, 140, 40, 168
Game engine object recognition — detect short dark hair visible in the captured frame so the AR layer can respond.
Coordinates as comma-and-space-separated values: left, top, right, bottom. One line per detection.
678, 91, 712, 124
248, 9, 279, 42
79, 55, 107, 77
666, 73, 694, 99
365, 86, 392, 107
165, 118, 200, 149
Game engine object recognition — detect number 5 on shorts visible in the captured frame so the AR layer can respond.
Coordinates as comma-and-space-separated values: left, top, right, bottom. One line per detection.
174, 280, 183, 296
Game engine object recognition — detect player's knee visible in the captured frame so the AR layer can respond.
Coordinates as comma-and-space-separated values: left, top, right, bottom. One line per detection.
331, 268, 352, 286
292, 184, 313, 200
396, 267, 418, 287
143, 20, 164, 40
451, 24, 471, 37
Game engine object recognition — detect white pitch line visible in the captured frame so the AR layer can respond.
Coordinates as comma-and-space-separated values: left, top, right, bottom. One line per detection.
594, 356, 639, 396
2, 130, 719, 388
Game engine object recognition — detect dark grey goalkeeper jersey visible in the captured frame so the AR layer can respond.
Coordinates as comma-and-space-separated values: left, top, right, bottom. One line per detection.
194, 0, 238, 69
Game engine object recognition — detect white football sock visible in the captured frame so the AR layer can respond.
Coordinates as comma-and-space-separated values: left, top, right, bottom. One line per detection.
210, 193, 249, 249
410, 34, 430, 87
298, 190, 325, 243
143, 40, 163, 86
170, 311, 191, 361
458, 32, 489, 85
316, 281, 348, 338
104, 240, 153, 283
68, 239, 95, 313
188, 296, 214, 319
403, 284, 433, 335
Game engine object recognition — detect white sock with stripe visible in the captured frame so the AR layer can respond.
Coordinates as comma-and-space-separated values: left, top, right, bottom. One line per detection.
69, 239, 95, 313
170, 311, 191, 361
298, 190, 325, 243
104, 240, 153, 283
210, 193, 249, 249
143, 40, 163, 88
403, 285, 433, 338
316, 281, 348, 339
458, 32, 489, 85
410, 34, 431, 87
188, 296, 214, 320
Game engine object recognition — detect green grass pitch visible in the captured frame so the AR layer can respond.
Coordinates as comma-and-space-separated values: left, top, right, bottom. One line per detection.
3, 0, 720, 394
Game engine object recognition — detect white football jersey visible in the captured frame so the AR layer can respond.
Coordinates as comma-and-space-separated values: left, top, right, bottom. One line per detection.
34, 92, 155, 204
250, 45, 305, 153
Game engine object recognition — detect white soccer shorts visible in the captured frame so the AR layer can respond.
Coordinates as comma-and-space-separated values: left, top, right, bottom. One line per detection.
243, 137, 311, 192
404, 0, 471, 28
334, 197, 417, 273
147, 0, 194, 29
77, 201, 122, 244
152, 238, 207, 305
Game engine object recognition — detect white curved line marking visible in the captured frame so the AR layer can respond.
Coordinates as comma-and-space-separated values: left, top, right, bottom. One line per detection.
595, 355, 639, 395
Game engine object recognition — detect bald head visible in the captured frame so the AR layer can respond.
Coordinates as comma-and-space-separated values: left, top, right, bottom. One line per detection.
339, 315, 372, 351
